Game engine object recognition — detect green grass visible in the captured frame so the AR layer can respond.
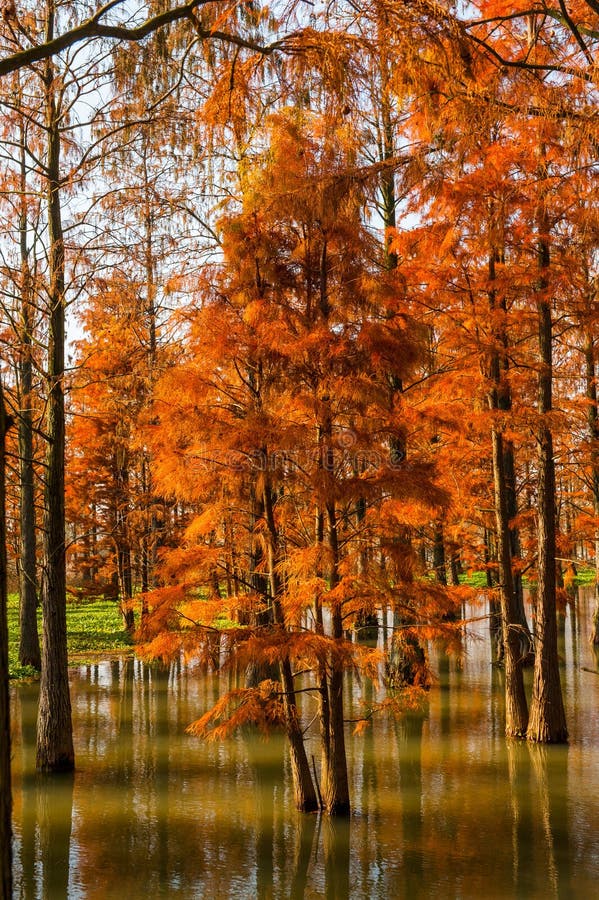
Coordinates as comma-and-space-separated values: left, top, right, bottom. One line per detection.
458, 571, 491, 589
459, 567, 597, 589
573, 567, 596, 586
7, 593, 133, 679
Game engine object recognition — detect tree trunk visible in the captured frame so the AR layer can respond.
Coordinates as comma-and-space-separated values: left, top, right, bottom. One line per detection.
503, 440, 531, 656
115, 445, 134, 631
321, 499, 350, 816
583, 328, 599, 645
0, 380, 13, 900
18, 125, 41, 668
432, 521, 447, 585
492, 427, 529, 736
36, 13, 75, 772
140, 150, 158, 623
486, 218, 532, 661
263, 480, 318, 812
486, 243, 528, 732
245, 477, 275, 687
526, 205, 567, 744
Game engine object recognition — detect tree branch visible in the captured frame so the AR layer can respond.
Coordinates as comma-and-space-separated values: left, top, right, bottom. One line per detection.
0, 0, 277, 78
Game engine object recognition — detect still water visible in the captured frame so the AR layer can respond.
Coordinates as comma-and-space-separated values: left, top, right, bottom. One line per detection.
10, 592, 599, 899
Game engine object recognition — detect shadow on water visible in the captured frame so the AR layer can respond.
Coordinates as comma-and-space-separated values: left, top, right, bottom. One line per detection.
9, 588, 599, 898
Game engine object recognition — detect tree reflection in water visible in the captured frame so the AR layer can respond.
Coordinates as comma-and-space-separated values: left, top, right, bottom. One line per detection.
9, 590, 599, 898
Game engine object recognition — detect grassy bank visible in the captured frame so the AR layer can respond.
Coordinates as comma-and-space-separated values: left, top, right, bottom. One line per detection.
8, 593, 133, 680
460, 567, 596, 589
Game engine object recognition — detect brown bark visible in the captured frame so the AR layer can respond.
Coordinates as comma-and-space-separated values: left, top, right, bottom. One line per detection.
321, 499, 350, 816
0, 0, 267, 79
487, 245, 528, 733
584, 328, 599, 644
115, 447, 134, 631
263, 480, 318, 812
487, 229, 532, 659
18, 115, 41, 669
526, 207, 567, 744
492, 427, 529, 736
36, 7, 75, 772
0, 380, 13, 900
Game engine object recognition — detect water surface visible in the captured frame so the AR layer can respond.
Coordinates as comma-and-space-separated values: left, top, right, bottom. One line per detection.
10, 591, 599, 898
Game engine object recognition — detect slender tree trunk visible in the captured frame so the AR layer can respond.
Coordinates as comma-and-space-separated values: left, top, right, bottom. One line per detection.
377, 50, 428, 685
583, 327, 599, 644
140, 151, 158, 621
526, 197, 567, 744
115, 446, 134, 631
321, 500, 350, 816
245, 477, 275, 687
262, 480, 318, 812
36, 12, 75, 772
503, 441, 531, 653
0, 380, 13, 900
314, 500, 331, 806
18, 117, 41, 669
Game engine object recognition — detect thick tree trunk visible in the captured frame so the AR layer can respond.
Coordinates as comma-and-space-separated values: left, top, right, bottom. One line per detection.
486, 244, 528, 731
526, 217, 567, 744
18, 115, 41, 670
527, 421, 567, 742
492, 427, 529, 736
36, 19, 75, 772
0, 381, 13, 900
486, 233, 532, 661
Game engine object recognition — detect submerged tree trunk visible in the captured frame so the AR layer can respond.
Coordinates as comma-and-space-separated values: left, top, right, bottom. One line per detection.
36, 16, 75, 772
486, 243, 528, 733
486, 218, 532, 662
526, 201, 567, 744
321, 499, 350, 816
503, 440, 531, 657
263, 480, 318, 813
492, 427, 529, 736
0, 380, 13, 900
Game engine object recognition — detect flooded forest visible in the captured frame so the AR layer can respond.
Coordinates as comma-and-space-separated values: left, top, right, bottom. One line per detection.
1, 2, 599, 898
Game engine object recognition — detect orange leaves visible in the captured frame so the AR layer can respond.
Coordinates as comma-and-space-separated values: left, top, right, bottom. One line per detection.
186, 681, 286, 741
